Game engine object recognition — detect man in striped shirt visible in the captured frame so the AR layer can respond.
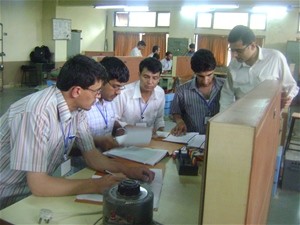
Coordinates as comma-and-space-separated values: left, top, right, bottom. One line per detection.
0, 55, 154, 210
170, 49, 225, 135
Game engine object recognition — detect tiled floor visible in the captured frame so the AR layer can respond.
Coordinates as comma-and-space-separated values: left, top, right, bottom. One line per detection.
0, 86, 299, 224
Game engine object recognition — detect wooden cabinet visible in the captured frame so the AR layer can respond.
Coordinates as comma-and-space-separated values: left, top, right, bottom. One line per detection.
200, 80, 281, 224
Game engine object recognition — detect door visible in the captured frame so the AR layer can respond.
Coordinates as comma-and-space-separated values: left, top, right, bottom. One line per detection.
67, 30, 82, 59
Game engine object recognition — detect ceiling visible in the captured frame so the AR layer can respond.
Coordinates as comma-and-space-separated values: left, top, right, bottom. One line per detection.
57, 0, 300, 9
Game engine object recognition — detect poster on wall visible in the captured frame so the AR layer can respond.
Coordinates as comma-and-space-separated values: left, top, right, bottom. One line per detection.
52, 18, 72, 40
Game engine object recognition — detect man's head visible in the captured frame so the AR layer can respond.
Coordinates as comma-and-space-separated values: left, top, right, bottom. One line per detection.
152, 45, 160, 54
139, 57, 162, 93
100, 57, 130, 101
191, 49, 216, 88
165, 51, 173, 61
56, 54, 108, 110
189, 43, 195, 52
137, 40, 146, 51
228, 25, 257, 63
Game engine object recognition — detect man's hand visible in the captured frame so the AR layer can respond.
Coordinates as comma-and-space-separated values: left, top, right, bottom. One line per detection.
170, 120, 187, 136
124, 167, 155, 183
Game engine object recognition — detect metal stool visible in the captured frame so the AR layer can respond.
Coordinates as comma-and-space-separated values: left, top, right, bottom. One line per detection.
284, 112, 300, 152
21, 65, 38, 87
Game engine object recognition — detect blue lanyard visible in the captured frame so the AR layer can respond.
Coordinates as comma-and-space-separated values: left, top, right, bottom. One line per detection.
60, 122, 75, 161
96, 103, 108, 129
139, 98, 149, 119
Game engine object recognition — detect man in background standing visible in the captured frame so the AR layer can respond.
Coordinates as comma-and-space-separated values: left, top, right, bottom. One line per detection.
130, 40, 146, 57
185, 43, 195, 57
161, 51, 173, 74
148, 45, 160, 57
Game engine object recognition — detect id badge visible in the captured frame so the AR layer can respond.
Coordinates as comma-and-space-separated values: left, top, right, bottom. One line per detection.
60, 158, 71, 176
204, 116, 211, 125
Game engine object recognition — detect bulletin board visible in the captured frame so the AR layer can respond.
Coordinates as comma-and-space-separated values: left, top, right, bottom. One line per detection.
52, 18, 72, 40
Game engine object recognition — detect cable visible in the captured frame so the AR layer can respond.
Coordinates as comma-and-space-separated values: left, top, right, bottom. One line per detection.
93, 216, 103, 225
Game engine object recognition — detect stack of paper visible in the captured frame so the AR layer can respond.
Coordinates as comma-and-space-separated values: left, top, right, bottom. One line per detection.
104, 146, 168, 166
162, 132, 206, 148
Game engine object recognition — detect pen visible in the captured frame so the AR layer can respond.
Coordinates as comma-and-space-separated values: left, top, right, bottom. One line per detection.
104, 170, 115, 176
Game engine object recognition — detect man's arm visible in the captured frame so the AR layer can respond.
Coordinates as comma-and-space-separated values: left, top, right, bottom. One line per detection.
219, 72, 235, 112
170, 114, 187, 136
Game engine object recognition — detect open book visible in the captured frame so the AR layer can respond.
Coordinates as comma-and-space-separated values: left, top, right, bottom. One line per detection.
163, 132, 206, 148
104, 146, 168, 166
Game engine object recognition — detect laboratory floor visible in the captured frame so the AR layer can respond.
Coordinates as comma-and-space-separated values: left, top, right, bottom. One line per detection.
0, 86, 299, 224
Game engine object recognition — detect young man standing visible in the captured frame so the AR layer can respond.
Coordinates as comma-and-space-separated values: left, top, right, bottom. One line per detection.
130, 40, 146, 57
171, 49, 225, 135
220, 25, 299, 111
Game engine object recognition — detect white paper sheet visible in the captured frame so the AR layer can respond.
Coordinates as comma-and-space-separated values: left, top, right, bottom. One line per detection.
115, 126, 152, 146
162, 132, 199, 144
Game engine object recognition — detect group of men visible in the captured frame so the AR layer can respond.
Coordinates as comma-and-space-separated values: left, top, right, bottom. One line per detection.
0, 25, 298, 210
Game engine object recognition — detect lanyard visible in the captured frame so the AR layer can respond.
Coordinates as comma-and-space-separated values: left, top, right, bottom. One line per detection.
96, 103, 108, 129
139, 98, 149, 119
60, 121, 75, 161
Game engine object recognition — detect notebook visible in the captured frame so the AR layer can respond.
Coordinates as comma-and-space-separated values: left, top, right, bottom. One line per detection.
104, 146, 168, 166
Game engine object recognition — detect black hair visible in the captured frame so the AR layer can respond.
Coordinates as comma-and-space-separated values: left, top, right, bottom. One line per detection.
228, 25, 256, 45
100, 57, 130, 83
152, 53, 160, 60
138, 40, 146, 46
191, 49, 216, 73
165, 51, 172, 56
152, 45, 159, 53
56, 54, 107, 91
189, 43, 195, 49
139, 57, 162, 74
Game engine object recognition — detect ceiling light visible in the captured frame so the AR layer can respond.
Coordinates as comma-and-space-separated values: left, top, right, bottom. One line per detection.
124, 6, 149, 12
94, 5, 126, 9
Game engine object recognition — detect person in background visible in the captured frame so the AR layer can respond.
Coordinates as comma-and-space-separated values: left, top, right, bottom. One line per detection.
86, 57, 129, 151
130, 40, 146, 57
148, 45, 160, 57
152, 53, 160, 60
161, 51, 173, 74
185, 43, 195, 57
171, 49, 225, 135
0, 54, 154, 210
113, 57, 165, 134
220, 25, 299, 111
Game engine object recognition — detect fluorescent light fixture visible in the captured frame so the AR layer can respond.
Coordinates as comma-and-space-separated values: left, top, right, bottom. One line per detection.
181, 4, 239, 13
94, 5, 125, 9
124, 6, 149, 11
252, 5, 287, 13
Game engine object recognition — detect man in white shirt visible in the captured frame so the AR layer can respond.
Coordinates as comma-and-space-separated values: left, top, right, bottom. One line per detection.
113, 57, 165, 133
130, 40, 146, 57
86, 57, 129, 151
220, 25, 299, 111
160, 51, 173, 74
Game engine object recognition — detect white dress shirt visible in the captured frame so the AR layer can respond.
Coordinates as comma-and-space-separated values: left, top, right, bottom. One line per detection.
112, 80, 165, 130
130, 47, 142, 57
160, 58, 173, 71
86, 99, 116, 137
220, 46, 299, 111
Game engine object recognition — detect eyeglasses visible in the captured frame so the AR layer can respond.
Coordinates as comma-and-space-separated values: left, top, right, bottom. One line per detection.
86, 87, 102, 96
228, 44, 250, 54
108, 81, 125, 91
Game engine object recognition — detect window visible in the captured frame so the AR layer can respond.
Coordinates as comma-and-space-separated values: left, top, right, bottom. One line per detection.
115, 11, 170, 27
250, 14, 267, 30
298, 13, 300, 32
196, 13, 213, 28
196, 12, 266, 30
214, 12, 248, 29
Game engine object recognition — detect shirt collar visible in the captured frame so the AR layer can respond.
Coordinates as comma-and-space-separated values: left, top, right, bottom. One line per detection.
56, 87, 73, 123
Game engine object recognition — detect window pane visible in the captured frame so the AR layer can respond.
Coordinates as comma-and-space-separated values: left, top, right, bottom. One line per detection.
129, 12, 156, 27
197, 13, 212, 28
115, 12, 129, 27
250, 14, 266, 30
214, 12, 248, 29
157, 12, 170, 27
